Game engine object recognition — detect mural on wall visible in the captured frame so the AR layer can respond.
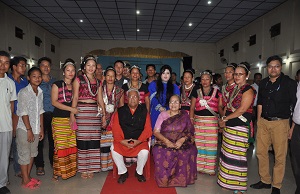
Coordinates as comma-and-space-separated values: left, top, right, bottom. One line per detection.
87, 47, 190, 82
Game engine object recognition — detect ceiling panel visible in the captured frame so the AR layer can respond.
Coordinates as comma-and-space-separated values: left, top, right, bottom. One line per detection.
1, 0, 287, 42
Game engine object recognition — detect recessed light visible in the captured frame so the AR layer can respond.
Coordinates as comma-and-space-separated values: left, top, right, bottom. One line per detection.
80, 19, 83, 23
189, 23, 193, 26
208, 1, 212, 4
136, 10, 140, 14
137, 29, 140, 32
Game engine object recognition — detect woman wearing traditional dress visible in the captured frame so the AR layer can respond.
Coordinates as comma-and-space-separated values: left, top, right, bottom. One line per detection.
217, 62, 255, 194
51, 59, 78, 181
100, 66, 124, 171
219, 63, 237, 117
122, 65, 150, 112
180, 69, 198, 113
153, 95, 197, 187
70, 55, 106, 179
149, 65, 180, 130
190, 70, 222, 175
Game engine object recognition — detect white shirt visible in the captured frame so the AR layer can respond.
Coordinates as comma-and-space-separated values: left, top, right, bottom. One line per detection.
0, 74, 17, 132
251, 82, 259, 106
293, 83, 300, 125
17, 84, 45, 134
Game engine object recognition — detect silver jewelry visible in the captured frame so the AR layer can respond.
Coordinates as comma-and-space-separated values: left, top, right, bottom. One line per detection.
184, 83, 194, 90
103, 85, 115, 113
62, 81, 72, 103
84, 74, 99, 97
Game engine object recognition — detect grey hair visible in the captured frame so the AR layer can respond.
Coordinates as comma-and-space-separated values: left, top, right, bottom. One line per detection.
126, 88, 140, 98
170, 94, 181, 103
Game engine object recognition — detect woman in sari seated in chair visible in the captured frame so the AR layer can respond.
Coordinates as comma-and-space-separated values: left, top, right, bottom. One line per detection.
152, 95, 197, 187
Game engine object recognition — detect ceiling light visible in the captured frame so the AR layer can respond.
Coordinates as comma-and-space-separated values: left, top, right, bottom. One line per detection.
257, 63, 260, 67
137, 29, 140, 32
189, 23, 193, 26
136, 10, 140, 14
207, 1, 212, 4
80, 19, 83, 23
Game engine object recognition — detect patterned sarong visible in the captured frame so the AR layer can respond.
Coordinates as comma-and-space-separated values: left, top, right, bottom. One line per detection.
217, 125, 249, 191
194, 115, 218, 174
100, 130, 113, 171
52, 117, 77, 179
76, 102, 101, 173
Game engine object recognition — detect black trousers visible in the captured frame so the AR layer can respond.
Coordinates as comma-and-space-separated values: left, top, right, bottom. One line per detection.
291, 123, 300, 194
34, 112, 54, 167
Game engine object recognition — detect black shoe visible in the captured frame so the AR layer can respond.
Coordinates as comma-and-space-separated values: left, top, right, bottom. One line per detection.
250, 181, 272, 189
135, 172, 146, 182
0, 186, 11, 194
271, 187, 280, 194
117, 171, 128, 184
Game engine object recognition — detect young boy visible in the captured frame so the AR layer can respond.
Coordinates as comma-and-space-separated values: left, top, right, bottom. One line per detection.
8, 56, 28, 178
0, 51, 17, 194
16, 67, 44, 189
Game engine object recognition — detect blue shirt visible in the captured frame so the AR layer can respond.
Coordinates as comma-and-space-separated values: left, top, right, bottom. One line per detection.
39, 76, 56, 112
8, 74, 28, 114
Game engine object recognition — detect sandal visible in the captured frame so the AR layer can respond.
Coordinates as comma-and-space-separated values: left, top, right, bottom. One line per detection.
233, 190, 245, 194
31, 178, 41, 185
36, 167, 45, 176
22, 179, 39, 190
81, 172, 88, 179
52, 175, 59, 182
87, 173, 94, 179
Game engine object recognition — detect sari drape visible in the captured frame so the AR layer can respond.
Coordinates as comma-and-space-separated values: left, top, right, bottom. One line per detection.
153, 110, 197, 187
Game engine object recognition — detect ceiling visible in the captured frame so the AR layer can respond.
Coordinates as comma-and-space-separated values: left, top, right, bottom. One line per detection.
1, 0, 286, 43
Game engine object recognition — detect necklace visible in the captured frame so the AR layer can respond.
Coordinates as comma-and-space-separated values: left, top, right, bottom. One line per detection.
184, 83, 194, 90
128, 81, 141, 89
103, 85, 115, 105
84, 74, 99, 97
181, 84, 194, 105
170, 110, 180, 117
62, 81, 73, 103
202, 87, 211, 96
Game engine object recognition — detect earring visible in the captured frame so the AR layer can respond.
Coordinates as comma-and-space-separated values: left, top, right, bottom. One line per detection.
246, 77, 249, 80
63, 73, 65, 76
210, 81, 213, 84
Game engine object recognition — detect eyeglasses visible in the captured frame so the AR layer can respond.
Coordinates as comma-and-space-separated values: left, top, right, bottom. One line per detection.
267, 65, 281, 69
234, 73, 246, 77
169, 101, 180, 104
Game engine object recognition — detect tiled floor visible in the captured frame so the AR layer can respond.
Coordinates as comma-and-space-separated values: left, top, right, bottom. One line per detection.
7, 142, 296, 194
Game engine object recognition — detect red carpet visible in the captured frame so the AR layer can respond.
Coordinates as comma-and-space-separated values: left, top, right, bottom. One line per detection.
100, 161, 177, 194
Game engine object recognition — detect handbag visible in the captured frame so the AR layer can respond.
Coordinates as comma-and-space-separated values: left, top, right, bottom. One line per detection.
71, 122, 78, 130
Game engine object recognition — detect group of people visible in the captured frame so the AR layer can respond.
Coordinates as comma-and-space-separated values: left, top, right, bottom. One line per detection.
0, 50, 299, 194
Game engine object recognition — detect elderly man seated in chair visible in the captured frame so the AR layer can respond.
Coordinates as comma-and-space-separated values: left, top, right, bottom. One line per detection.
111, 88, 152, 184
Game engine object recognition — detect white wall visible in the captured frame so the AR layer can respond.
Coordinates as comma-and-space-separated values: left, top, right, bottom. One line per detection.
0, 2, 60, 73
215, 0, 300, 79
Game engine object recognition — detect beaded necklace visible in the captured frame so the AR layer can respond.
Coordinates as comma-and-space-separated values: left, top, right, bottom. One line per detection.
62, 81, 72, 103
83, 74, 99, 97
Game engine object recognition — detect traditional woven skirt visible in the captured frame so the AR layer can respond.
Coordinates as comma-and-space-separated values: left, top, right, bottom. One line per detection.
194, 115, 219, 174
217, 125, 249, 191
100, 130, 113, 171
76, 102, 101, 173
52, 117, 77, 179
